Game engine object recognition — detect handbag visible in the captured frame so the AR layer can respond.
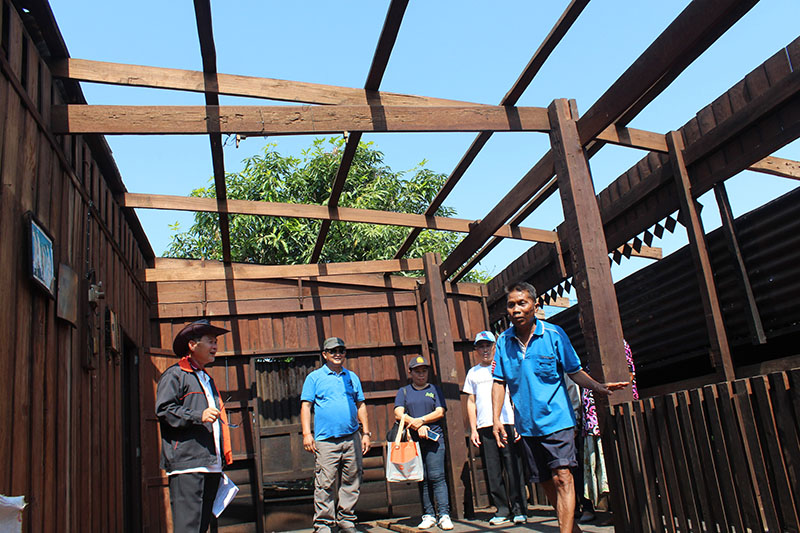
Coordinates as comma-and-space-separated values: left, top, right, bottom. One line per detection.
385, 386, 408, 442
386, 416, 424, 483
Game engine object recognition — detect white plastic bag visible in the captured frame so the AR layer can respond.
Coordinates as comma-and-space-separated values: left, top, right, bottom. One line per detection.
0, 495, 26, 533
386, 417, 424, 483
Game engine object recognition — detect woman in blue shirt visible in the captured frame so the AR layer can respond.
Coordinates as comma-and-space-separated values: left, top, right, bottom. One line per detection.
394, 356, 452, 530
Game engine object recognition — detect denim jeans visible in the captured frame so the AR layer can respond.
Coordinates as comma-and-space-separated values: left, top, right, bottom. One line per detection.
418, 438, 449, 517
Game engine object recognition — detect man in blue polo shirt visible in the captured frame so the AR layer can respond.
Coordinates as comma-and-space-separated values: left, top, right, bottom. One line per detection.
301, 337, 372, 533
492, 282, 628, 533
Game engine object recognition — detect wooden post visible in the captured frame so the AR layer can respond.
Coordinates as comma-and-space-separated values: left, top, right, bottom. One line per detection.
547, 99, 633, 400
713, 182, 767, 345
666, 131, 735, 381
548, 99, 631, 532
422, 252, 469, 519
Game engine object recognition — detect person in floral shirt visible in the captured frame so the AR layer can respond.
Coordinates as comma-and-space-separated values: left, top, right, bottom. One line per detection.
580, 340, 638, 521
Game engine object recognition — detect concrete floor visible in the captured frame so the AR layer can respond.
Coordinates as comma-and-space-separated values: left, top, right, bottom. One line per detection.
373, 508, 615, 533
286, 507, 615, 533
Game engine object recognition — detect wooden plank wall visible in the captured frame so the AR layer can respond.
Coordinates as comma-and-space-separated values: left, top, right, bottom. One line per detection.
604, 370, 800, 533
144, 275, 489, 531
0, 2, 151, 532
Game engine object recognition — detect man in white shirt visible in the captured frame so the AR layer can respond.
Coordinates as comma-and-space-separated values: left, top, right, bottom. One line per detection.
463, 331, 527, 525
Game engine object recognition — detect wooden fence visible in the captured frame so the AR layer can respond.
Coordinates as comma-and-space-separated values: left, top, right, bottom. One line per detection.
604, 370, 800, 532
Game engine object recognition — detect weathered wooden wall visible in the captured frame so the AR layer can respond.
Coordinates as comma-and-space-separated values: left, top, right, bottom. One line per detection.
142, 273, 488, 531
0, 1, 151, 532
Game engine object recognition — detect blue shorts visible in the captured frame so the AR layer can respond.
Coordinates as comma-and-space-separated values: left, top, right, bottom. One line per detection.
521, 427, 577, 483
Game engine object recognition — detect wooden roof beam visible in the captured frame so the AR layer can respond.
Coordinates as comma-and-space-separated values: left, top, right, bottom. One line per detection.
144, 257, 426, 282
122, 192, 557, 243
393, 0, 590, 259
577, 0, 758, 143
748, 156, 800, 180
49, 57, 479, 107
441, 0, 758, 280
311, 0, 409, 263
439, 152, 556, 279
450, 177, 558, 282
192, 0, 231, 262
50, 104, 550, 135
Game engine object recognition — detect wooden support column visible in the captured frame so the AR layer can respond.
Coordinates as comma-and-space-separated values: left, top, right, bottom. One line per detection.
666, 131, 735, 381
422, 252, 469, 519
714, 182, 767, 345
548, 98, 632, 533
548, 99, 632, 399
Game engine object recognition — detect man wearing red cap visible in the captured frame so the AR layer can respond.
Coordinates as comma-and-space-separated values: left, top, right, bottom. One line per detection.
156, 319, 233, 533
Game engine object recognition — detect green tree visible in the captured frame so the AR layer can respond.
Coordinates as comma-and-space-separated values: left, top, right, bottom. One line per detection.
165, 138, 490, 283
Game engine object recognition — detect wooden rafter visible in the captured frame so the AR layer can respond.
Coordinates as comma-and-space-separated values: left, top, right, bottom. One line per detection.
577, 0, 759, 143
748, 156, 800, 180
192, 0, 231, 262
311, 0, 409, 263
440, 0, 759, 280
394, 0, 590, 259
615, 244, 662, 261
50, 104, 550, 135
451, 177, 558, 282
144, 258, 425, 282
48, 57, 479, 107
122, 192, 557, 243
440, 152, 556, 279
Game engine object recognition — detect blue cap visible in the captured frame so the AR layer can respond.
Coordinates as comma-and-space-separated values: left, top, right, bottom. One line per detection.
474, 331, 496, 345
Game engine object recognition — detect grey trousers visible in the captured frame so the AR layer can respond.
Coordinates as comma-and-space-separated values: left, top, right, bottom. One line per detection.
313, 432, 363, 532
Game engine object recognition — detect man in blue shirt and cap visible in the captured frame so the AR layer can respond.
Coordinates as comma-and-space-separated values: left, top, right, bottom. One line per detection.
301, 337, 372, 533
491, 282, 628, 533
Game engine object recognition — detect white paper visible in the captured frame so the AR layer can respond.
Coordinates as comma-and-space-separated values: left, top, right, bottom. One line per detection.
0, 495, 26, 533
213, 474, 239, 518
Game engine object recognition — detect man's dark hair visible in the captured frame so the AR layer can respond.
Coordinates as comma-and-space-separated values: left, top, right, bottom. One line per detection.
505, 281, 538, 302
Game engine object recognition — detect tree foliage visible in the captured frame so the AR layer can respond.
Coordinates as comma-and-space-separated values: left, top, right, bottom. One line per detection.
165, 138, 490, 283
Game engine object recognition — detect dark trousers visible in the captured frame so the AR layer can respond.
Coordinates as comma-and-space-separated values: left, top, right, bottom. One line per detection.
169, 472, 221, 533
478, 425, 527, 517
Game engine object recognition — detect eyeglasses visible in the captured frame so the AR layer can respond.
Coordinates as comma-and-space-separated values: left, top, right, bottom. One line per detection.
221, 396, 240, 428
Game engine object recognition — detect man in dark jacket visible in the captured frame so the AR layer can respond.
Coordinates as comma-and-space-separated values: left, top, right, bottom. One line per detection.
156, 319, 233, 533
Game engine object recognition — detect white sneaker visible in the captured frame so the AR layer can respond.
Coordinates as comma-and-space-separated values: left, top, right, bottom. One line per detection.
513, 515, 527, 524
417, 515, 437, 529
488, 516, 509, 526
438, 515, 454, 530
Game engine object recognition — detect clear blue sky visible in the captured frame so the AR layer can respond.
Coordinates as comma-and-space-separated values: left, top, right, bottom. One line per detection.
48, 1, 799, 289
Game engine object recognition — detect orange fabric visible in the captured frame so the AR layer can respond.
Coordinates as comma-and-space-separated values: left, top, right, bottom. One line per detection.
178, 356, 193, 372
218, 395, 233, 466
389, 441, 419, 464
